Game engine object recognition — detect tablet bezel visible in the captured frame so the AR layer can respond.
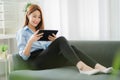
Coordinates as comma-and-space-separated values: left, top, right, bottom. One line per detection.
38, 30, 58, 41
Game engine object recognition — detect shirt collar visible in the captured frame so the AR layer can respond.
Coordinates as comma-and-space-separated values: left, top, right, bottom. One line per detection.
23, 26, 29, 30
23, 25, 34, 33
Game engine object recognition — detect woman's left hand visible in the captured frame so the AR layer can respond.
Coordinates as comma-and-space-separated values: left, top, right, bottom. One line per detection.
48, 33, 57, 41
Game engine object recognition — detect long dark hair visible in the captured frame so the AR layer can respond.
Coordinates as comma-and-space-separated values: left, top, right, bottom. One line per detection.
24, 4, 44, 30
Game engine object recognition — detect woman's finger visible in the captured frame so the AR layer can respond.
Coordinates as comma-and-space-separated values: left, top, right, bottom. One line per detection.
38, 33, 44, 36
52, 33, 56, 37
48, 35, 56, 41
35, 30, 39, 34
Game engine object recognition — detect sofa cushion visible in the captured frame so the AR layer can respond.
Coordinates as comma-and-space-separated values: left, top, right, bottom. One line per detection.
12, 54, 32, 70
9, 66, 120, 80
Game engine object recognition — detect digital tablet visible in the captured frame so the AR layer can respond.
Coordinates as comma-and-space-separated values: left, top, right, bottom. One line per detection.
37, 30, 58, 41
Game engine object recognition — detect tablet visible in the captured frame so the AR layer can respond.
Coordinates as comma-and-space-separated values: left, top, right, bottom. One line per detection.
37, 30, 58, 41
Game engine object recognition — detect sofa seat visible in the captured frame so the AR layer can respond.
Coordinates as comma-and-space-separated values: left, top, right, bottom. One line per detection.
9, 66, 120, 80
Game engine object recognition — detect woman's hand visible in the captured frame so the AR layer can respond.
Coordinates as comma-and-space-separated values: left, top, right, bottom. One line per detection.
29, 30, 43, 43
48, 33, 57, 41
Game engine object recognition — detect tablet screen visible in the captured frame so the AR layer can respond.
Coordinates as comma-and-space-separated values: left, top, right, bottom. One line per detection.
38, 30, 58, 41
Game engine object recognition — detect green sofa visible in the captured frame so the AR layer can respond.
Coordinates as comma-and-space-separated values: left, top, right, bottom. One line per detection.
9, 41, 120, 80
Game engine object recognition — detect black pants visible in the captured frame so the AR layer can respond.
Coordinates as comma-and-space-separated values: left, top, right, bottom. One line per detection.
28, 36, 97, 70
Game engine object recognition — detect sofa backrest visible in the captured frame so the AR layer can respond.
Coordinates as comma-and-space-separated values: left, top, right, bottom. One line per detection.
70, 41, 120, 67
11, 41, 120, 70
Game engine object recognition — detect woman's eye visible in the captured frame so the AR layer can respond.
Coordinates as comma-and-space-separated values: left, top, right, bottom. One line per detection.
33, 16, 36, 18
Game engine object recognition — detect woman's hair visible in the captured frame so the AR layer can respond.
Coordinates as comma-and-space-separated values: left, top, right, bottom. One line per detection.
24, 4, 44, 30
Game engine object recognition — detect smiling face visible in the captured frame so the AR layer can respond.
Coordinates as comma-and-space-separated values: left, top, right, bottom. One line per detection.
24, 4, 44, 30
28, 10, 41, 27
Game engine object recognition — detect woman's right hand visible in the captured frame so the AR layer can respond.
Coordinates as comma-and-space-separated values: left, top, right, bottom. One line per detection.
29, 30, 43, 43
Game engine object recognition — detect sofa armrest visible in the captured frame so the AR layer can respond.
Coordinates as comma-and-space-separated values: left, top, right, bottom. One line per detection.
7, 54, 14, 74
8, 53, 32, 71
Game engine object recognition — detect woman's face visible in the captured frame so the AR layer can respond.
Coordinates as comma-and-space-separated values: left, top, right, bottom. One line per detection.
28, 10, 41, 27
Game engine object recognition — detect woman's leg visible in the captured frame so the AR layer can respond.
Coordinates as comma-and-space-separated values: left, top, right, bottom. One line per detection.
30, 36, 104, 72
41, 36, 80, 65
28, 49, 68, 70
71, 45, 109, 71
41, 36, 100, 71
71, 45, 97, 68
51, 36, 81, 65
30, 36, 80, 69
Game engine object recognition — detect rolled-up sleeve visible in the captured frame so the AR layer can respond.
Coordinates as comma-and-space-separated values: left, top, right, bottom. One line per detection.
16, 30, 30, 60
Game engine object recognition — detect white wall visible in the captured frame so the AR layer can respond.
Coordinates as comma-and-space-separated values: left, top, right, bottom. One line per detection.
39, 0, 62, 37
67, 0, 80, 40
39, 0, 69, 38
38, 0, 109, 40
77, 0, 99, 40
39, 0, 100, 40
99, 0, 110, 40
109, 0, 120, 40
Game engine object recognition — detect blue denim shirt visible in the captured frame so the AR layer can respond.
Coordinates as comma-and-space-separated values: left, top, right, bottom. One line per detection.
16, 26, 51, 60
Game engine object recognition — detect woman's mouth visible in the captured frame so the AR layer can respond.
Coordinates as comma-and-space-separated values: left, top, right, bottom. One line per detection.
33, 21, 39, 25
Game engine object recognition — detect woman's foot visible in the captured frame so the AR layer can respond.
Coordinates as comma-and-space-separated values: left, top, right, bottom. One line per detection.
100, 67, 113, 73
76, 61, 100, 75
95, 63, 106, 70
79, 69, 100, 75
77, 61, 93, 71
95, 63, 113, 73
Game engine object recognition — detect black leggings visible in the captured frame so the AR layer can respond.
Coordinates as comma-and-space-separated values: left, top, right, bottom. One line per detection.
28, 36, 97, 70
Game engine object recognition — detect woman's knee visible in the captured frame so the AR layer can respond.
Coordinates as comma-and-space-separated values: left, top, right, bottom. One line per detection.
56, 36, 67, 43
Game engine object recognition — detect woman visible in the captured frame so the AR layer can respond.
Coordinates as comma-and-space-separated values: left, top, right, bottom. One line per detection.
16, 4, 112, 75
